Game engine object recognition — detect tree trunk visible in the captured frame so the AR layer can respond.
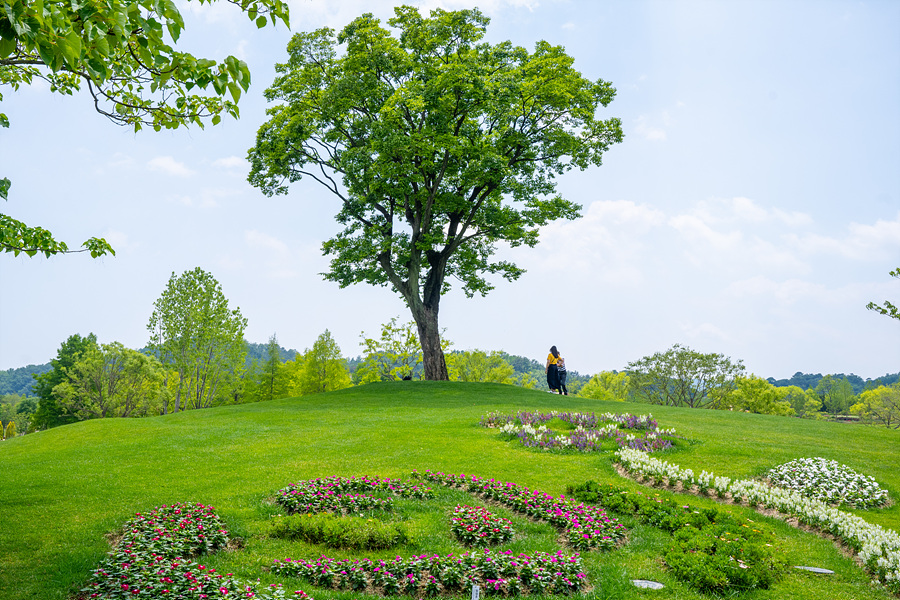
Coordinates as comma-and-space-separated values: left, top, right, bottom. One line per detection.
412, 304, 448, 381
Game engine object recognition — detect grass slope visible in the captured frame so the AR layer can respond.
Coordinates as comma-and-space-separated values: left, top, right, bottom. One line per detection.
1, 382, 898, 599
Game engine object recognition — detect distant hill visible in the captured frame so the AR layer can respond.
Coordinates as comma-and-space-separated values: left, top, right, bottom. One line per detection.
0, 364, 52, 396
243, 341, 299, 366
767, 371, 899, 394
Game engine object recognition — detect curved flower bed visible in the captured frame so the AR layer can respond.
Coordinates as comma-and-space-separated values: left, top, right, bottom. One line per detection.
567, 481, 787, 591
768, 457, 889, 509
481, 410, 678, 452
82, 503, 310, 599
275, 475, 435, 515
412, 470, 626, 551
272, 549, 585, 597
451, 504, 515, 545
616, 447, 900, 594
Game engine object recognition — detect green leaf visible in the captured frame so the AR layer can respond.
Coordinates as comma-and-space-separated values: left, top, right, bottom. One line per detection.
0, 113, 9, 128
0, 177, 10, 200
0, 36, 15, 58
256, 15, 267, 29
227, 82, 241, 103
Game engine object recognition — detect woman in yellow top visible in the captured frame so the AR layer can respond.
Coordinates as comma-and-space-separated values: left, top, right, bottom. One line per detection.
545, 346, 562, 394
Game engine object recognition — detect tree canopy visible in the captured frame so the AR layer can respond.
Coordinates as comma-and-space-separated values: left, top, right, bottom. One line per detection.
147, 267, 247, 412
31, 332, 98, 429
1, 0, 289, 257
248, 5, 622, 379
53, 342, 167, 419
627, 344, 745, 409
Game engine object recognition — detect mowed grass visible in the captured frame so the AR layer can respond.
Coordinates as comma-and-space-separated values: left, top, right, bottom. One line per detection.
1, 382, 898, 599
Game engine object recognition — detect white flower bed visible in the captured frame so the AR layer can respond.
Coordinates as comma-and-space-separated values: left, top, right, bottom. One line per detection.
615, 447, 900, 593
767, 457, 889, 509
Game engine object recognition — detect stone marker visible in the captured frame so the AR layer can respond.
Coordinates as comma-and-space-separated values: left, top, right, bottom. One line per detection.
631, 579, 665, 589
794, 566, 835, 574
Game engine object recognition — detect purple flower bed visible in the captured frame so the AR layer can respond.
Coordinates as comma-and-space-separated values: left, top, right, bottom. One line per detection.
480, 410, 679, 453
413, 470, 626, 552
275, 475, 435, 515
272, 549, 586, 597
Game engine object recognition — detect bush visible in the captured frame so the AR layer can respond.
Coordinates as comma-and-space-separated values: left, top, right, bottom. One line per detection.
269, 513, 408, 550
567, 481, 787, 592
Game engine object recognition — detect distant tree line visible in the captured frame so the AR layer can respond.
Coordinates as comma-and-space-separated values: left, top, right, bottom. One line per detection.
767, 372, 899, 395
4, 265, 897, 435
574, 344, 900, 429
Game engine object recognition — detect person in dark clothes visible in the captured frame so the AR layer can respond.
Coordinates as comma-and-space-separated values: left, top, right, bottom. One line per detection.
557, 356, 568, 395
545, 346, 561, 393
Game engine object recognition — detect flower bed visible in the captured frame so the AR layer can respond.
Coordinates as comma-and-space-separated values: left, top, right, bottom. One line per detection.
567, 481, 787, 591
480, 410, 679, 453
451, 505, 515, 546
615, 447, 900, 594
272, 549, 586, 597
82, 502, 310, 599
275, 476, 435, 515
767, 457, 889, 509
412, 470, 626, 551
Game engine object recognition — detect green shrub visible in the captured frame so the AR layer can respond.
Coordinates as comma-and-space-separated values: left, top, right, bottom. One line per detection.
567, 481, 787, 592
4, 421, 15, 439
269, 513, 408, 550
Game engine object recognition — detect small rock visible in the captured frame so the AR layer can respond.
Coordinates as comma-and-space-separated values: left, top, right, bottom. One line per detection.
794, 566, 834, 574
631, 579, 665, 589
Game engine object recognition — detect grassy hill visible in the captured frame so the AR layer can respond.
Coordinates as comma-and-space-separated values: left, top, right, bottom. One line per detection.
1, 382, 897, 599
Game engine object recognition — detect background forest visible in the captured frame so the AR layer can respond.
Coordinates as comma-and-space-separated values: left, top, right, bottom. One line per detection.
2, 266, 898, 438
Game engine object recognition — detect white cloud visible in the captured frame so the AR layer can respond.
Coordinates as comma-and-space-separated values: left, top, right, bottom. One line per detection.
772, 207, 813, 227
107, 153, 135, 170
787, 212, 900, 261
102, 229, 137, 253
634, 115, 667, 141
212, 156, 247, 170
534, 199, 666, 284
731, 196, 769, 223
725, 276, 828, 304
668, 213, 742, 251
245, 229, 289, 254
678, 321, 730, 342
147, 156, 195, 178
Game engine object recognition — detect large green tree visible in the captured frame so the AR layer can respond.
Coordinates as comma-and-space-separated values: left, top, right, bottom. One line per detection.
147, 267, 247, 412
297, 330, 351, 394
578, 371, 630, 402
0, 0, 289, 257
247, 6, 622, 380
357, 317, 424, 382
815, 374, 856, 415
53, 342, 167, 419
627, 344, 745, 409
447, 350, 514, 384
31, 332, 98, 429
244, 333, 290, 401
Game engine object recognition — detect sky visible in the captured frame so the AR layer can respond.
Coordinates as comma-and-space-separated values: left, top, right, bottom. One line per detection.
1, 0, 898, 380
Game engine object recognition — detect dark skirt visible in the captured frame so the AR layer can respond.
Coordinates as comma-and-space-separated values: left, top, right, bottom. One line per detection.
546, 364, 560, 390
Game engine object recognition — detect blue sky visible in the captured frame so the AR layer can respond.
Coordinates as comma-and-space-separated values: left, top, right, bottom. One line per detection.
1, 0, 898, 379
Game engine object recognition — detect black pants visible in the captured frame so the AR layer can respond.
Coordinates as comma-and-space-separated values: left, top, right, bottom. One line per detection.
558, 371, 568, 395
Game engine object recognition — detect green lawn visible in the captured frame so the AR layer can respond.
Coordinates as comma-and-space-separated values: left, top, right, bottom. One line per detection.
1, 382, 897, 599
